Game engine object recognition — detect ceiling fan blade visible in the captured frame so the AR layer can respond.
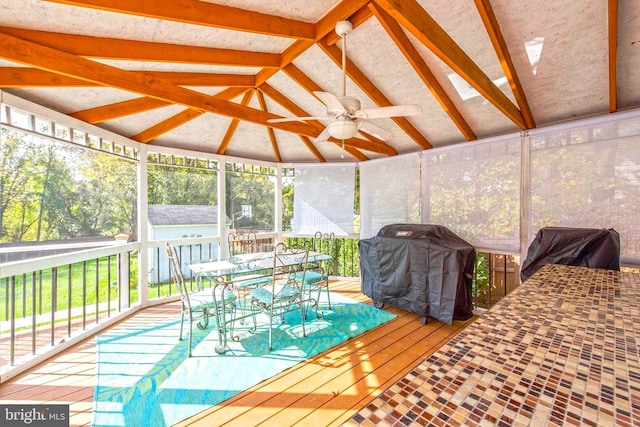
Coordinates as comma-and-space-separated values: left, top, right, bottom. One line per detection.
313, 91, 346, 114
314, 127, 331, 143
357, 120, 394, 141
267, 116, 326, 123
355, 104, 422, 120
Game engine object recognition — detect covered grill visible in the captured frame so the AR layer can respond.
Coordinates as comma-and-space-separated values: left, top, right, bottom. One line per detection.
520, 227, 620, 282
359, 224, 475, 325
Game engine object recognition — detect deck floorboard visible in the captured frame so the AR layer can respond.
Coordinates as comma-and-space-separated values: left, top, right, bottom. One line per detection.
0, 278, 474, 427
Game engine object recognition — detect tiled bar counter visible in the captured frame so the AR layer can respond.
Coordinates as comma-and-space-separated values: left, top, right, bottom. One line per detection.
347, 264, 640, 426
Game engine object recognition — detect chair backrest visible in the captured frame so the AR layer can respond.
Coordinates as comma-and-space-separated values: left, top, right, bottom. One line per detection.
273, 242, 309, 284
165, 243, 190, 308
314, 231, 336, 254
228, 232, 258, 256
314, 231, 336, 273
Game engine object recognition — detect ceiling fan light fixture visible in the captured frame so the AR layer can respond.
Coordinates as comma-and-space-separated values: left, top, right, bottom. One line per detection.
328, 119, 358, 140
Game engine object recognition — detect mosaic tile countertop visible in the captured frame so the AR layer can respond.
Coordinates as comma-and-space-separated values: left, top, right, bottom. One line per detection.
346, 264, 640, 427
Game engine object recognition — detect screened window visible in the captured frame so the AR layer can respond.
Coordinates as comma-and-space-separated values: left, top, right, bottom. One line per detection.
147, 153, 218, 238
1, 126, 137, 244
291, 163, 356, 236
360, 153, 421, 238
423, 138, 521, 252
225, 162, 275, 233
530, 117, 640, 263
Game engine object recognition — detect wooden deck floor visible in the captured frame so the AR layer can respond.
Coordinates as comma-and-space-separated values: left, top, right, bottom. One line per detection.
0, 278, 475, 427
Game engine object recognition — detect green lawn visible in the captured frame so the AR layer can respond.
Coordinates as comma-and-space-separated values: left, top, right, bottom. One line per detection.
0, 253, 175, 322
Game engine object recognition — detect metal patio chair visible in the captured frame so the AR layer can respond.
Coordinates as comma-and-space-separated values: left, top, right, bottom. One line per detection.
165, 243, 236, 357
297, 231, 335, 312
249, 243, 314, 351
227, 232, 273, 299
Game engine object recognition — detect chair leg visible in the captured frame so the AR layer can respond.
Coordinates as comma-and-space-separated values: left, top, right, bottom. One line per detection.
268, 306, 274, 351
325, 279, 331, 309
179, 311, 185, 341
187, 315, 193, 357
300, 296, 306, 338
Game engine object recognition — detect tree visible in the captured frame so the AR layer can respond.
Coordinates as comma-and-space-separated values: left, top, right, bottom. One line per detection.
148, 164, 217, 205
226, 171, 274, 232
1, 128, 137, 242
1, 130, 43, 242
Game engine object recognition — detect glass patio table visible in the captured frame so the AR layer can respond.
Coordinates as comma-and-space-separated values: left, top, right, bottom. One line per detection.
188, 250, 332, 353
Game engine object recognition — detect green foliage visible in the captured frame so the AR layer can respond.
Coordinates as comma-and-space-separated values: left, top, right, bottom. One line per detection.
473, 253, 490, 296
1, 128, 137, 243
148, 164, 217, 205
226, 170, 275, 231
425, 145, 520, 246
285, 237, 361, 277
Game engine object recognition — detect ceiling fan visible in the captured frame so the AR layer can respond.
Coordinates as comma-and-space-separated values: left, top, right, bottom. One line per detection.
268, 20, 422, 144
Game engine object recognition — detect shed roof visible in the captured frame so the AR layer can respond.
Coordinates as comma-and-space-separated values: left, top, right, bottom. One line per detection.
148, 204, 223, 226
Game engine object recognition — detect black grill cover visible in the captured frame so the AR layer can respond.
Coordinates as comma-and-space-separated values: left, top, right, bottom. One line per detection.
359, 224, 475, 325
520, 227, 620, 282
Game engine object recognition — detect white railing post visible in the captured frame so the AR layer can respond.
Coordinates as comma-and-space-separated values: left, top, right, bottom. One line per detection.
138, 145, 149, 306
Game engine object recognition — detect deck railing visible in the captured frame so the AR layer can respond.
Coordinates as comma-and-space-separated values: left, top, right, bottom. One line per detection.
1, 243, 139, 380
0, 238, 227, 381
1, 235, 520, 381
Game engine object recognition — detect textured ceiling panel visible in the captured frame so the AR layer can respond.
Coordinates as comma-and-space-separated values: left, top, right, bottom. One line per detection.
492, 0, 610, 123
5, 87, 139, 114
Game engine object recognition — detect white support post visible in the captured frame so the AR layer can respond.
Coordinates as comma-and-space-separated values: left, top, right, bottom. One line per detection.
275, 164, 284, 245
119, 251, 131, 309
519, 131, 531, 283
218, 161, 228, 258
137, 145, 149, 306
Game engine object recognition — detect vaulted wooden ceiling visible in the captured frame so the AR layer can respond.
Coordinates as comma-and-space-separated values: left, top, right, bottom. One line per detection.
0, 0, 637, 163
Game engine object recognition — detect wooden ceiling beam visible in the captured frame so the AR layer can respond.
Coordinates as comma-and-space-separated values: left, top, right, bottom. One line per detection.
255, 90, 282, 163
473, 0, 535, 128
255, 0, 369, 87
70, 87, 249, 124
217, 90, 255, 155
328, 135, 397, 156
373, 0, 526, 130
282, 63, 324, 93
70, 98, 170, 123
608, 0, 618, 113
42, 0, 315, 40
0, 27, 279, 68
258, 83, 324, 133
297, 136, 327, 163
143, 72, 254, 87
0, 68, 255, 87
132, 109, 204, 143
342, 144, 369, 161
370, 2, 476, 141
314, 0, 371, 41
0, 32, 320, 137
0, 67, 93, 87
132, 87, 250, 143
318, 38, 433, 150
353, 131, 398, 153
